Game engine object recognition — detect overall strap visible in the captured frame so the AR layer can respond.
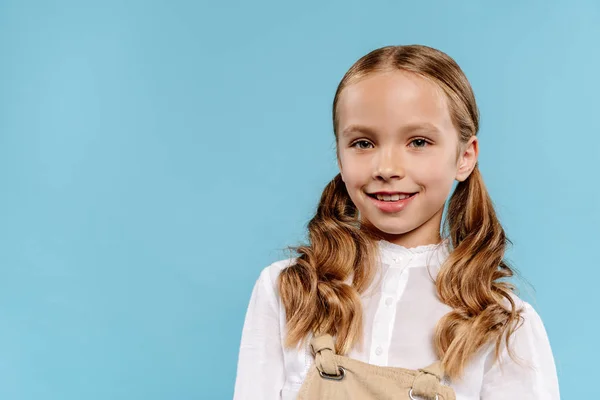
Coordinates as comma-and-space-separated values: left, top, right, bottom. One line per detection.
419, 360, 444, 379
309, 333, 339, 376
411, 361, 445, 399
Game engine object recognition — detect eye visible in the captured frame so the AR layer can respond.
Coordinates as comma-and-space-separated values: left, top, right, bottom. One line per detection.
409, 138, 430, 148
350, 140, 374, 150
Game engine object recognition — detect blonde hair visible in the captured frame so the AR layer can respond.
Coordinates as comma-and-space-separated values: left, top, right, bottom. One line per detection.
278, 44, 523, 380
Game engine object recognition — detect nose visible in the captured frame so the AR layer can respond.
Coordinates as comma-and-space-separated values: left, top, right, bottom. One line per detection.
372, 147, 405, 181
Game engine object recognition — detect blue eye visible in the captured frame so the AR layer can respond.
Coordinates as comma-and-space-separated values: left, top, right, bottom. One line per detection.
351, 140, 374, 149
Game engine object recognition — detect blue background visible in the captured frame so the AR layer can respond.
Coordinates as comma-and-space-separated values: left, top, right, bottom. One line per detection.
1, 0, 598, 398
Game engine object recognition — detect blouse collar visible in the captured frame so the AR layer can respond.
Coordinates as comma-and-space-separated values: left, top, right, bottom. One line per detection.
377, 238, 451, 267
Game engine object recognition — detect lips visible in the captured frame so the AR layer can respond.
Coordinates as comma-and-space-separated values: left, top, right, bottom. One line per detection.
366, 192, 418, 213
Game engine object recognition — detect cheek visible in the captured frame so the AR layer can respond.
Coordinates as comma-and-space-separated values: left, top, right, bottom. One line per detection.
340, 161, 370, 186
410, 158, 457, 192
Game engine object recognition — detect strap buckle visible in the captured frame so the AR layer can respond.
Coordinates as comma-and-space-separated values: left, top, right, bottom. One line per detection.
409, 388, 439, 400
318, 366, 346, 381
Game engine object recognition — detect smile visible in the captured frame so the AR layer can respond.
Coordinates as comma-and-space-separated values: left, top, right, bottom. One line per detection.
366, 192, 417, 212
368, 193, 415, 202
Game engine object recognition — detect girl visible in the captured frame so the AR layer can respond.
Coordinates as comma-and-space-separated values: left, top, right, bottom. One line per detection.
233, 45, 560, 399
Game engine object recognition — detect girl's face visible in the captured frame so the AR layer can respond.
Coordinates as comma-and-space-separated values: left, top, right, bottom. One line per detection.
336, 70, 478, 247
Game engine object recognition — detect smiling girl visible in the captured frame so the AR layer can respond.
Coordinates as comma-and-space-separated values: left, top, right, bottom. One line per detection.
233, 45, 560, 400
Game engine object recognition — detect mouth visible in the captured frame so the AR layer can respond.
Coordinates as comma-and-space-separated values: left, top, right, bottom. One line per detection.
366, 191, 418, 213
366, 192, 417, 202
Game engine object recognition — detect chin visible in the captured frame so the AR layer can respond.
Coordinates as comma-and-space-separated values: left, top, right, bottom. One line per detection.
363, 217, 415, 236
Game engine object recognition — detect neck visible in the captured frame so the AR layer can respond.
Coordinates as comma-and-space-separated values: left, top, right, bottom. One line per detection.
379, 230, 442, 249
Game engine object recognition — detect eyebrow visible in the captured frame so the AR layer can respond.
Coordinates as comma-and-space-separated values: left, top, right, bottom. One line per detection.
341, 122, 441, 137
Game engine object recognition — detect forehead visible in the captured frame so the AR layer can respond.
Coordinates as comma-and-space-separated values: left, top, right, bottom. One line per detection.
336, 70, 455, 135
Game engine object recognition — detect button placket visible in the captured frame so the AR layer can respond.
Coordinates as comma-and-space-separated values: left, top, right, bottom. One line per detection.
369, 266, 399, 365
369, 252, 414, 366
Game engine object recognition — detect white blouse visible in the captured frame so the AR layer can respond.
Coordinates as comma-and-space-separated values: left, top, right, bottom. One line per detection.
233, 240, 560, 399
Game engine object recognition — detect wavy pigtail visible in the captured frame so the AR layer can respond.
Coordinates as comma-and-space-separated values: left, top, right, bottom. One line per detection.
278, 174, 380, 354
434, 166, 524, 379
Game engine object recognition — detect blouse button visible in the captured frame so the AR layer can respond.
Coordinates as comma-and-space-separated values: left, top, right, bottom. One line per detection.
375, 346, 383, 356
385, 297, 393, 306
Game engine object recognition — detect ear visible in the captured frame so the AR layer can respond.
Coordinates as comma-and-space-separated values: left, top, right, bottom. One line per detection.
455, 136, 479, 182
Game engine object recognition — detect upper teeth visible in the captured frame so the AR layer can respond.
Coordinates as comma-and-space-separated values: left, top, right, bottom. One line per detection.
376, 193, 412, 201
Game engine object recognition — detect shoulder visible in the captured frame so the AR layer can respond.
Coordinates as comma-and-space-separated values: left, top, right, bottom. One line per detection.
503, 292, 545, 329
494, 292, 554, 362
515, 299, 552, 347
253, 257, 299, 306
498, 292, 547, 335
482, 294, 560, 397
260, 257, 299, 290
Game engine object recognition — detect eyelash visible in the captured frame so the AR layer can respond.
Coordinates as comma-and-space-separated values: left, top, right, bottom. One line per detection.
350, 138, 431, 149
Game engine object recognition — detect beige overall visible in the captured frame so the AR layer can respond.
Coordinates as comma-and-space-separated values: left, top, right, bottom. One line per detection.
297, 334, 456, 400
